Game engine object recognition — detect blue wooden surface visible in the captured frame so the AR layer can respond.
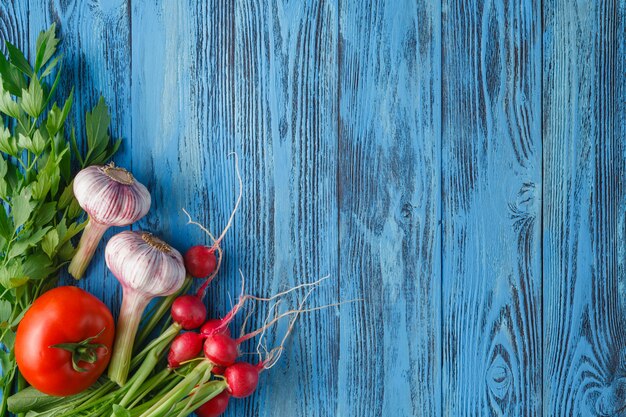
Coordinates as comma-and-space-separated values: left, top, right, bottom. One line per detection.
442, 0, 542, 415
1, 0, 625, 416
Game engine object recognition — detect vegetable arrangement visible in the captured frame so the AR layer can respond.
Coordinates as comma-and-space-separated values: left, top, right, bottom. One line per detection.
1, 25, 345, 417
0, 25, 119, 415
7, 154, 327, 417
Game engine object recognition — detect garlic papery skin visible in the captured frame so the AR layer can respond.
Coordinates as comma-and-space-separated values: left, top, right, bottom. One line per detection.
105, 231, 186, 386
68, 163, 151, 279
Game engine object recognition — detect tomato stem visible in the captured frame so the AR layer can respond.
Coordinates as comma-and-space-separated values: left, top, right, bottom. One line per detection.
50, 328, 108, 372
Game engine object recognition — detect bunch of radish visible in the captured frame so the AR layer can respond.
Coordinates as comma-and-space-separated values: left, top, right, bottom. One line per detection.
160, 243, 322, 417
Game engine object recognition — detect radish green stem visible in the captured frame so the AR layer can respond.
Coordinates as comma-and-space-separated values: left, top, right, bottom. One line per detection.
154, 365, 193, 397
56, 382, 115, 416
137, 361, 212, 417
68, 218, 108, 279
129, 375, 184, 416
119, 331, 177, 408
109, 289, 150, 386
57, 385, 117, 417
131, 323, 180, 369
171, 381, 227, 417
126, 368, 171, 409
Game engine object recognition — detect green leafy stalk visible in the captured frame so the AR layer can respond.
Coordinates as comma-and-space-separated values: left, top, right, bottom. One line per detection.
137, 361, 213, 417
0, 24, 121, 412
169, 380, 227, 417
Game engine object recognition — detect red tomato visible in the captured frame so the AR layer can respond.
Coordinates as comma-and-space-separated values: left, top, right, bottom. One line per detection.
15, 286, 115, 396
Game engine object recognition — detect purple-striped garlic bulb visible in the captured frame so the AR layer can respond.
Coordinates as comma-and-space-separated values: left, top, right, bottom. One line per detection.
68, 163, 151, 279
105, 231, 186, 386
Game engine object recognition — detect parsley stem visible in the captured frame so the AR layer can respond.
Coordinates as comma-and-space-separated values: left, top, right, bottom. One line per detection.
26, 154, 39, 171
16, 371, 26, 417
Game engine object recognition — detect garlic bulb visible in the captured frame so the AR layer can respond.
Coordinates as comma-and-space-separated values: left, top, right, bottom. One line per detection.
68, 163, 151, 279
105, 231, 186, 386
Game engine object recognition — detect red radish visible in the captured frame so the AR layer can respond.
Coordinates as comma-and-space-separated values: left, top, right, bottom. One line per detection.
203, 310, 296, 367
224, 362, 260, 398
184, 245, 217, 278
203, 334, 239, 367
196, 390, 231, 417
171, 295, 206, 330
211, 365, 226, 375
196, 291, 249, 340
201, 319, 231, 338
168, 332, 203, 368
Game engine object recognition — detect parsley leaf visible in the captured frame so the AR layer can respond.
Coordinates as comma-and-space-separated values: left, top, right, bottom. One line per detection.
34, 24, 59, 73
11, 193, 33, 229
84, 96, 120, 166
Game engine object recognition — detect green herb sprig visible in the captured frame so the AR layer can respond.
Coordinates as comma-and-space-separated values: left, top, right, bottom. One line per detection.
0, 24, 121, 415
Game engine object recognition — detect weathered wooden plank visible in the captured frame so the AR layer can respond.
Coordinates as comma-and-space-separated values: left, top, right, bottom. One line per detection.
129, 0, 238, 328
441, 0, 542, 415
338, 1, 441, 416
27, 0, 132, 312
233, 1, 339, 416
130, 0, 235, 249
613, 1, 626, 324
542, 1, 626, 415
0, 1, 28, 56
177, 0, 238, 334
128, 4, 248, 389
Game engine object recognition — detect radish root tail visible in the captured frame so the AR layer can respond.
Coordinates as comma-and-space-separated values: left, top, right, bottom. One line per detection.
181, 151, 242, 297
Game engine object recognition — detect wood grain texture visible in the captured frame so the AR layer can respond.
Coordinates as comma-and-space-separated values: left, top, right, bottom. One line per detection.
441, 0, 542, 415
27, 0, 132, 313
542, 1, 626, 415
179, 0, 238, 346
0, 1, 28, 57
9, 0, 626, 416
613, 1, 626, 332
129, 0, 247, 387
338, 0, 441, 416
233, 1, 339, 416
128, 0, 237, 339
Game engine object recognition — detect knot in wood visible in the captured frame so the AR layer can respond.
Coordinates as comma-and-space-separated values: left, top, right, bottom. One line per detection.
486, 354, 512, 400
400, 202, 413, 220
595, 377, 626, 416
